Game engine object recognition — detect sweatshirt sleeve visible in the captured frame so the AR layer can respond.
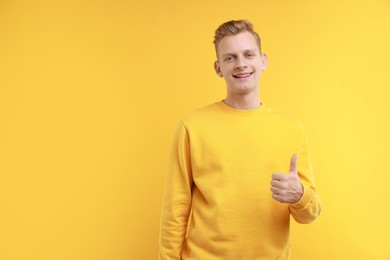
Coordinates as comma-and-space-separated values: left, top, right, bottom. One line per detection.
289, 125, 322, 224
159, 121, 193, 259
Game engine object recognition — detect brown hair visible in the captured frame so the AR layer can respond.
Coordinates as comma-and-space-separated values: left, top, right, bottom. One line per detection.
213, 19, 262, 57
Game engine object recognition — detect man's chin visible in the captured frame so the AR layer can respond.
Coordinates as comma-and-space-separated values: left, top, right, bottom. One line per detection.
228, 85, 257, 94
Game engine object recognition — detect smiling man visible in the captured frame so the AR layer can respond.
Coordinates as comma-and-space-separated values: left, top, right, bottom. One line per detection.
159, 20, 321, 260
213, 28, 267, 109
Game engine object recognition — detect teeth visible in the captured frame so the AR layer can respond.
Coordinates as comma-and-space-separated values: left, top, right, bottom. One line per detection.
234, 73, 251, 78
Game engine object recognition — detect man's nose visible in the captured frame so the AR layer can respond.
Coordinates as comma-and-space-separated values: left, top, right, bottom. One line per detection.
234, 57, 247, 70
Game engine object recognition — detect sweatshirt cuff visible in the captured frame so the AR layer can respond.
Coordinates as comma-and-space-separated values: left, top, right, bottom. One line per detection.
290, 184, 312, 210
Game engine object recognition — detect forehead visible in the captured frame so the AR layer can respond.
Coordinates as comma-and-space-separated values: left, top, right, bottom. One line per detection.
217, 31, 259, 56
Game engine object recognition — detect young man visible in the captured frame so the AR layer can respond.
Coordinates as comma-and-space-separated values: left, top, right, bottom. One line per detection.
159, 20, 321, 260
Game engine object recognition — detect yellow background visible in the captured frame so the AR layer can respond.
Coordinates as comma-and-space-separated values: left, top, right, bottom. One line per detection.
1, 0, 389, 259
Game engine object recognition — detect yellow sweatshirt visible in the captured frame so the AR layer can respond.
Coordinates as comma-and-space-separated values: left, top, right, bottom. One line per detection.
159, 101, 321, 260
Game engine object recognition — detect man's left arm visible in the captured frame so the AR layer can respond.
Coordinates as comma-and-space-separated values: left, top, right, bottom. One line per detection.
290, 126, 321, 224
271, 126, 321, 224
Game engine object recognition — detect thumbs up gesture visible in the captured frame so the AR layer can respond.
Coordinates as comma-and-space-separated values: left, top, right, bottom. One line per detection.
271, 154, 303, 204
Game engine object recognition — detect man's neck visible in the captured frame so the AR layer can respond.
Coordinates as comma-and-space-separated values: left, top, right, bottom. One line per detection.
223, 92, 261, 110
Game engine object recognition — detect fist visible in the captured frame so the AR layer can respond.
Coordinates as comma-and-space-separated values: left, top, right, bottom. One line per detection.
270, 154, 303, 204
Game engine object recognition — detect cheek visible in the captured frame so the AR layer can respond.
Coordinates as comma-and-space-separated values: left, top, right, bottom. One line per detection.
219, 67, 230, 77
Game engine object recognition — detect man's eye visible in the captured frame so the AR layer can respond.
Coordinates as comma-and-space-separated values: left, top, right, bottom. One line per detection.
246, 53, 255, 57
224, 57, 233, 62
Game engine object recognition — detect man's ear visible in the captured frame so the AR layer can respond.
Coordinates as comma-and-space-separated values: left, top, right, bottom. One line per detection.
214, 60, 223, 77
260, 53, 268, 70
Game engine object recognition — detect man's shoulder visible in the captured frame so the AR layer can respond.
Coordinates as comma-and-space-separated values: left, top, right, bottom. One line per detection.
267, 107, 303, 124
267, 107, 306, 132
180, 102, 221, 125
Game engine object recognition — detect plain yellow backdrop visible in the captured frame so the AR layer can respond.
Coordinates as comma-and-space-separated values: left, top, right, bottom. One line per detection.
1, 0, 389, 259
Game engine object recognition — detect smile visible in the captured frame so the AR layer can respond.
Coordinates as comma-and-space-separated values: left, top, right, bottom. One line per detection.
233, 72, 253, 78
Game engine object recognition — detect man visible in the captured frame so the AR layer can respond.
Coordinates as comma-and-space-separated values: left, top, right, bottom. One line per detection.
159, 19, 321, 260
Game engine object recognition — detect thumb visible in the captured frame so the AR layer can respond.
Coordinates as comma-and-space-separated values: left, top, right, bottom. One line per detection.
289, 154, 298, 174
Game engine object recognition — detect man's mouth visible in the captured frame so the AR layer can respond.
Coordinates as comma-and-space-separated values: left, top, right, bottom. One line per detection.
233, 72, 253, 78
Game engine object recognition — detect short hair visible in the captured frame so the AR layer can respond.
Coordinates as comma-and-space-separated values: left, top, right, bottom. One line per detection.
213, 19, 262, 57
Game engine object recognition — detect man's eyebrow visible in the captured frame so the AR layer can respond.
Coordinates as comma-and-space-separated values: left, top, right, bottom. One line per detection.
222, 49, 258, 56
222, 53, 236, 57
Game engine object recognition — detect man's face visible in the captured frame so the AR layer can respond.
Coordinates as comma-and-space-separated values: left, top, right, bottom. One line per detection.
214, 31, 267, 95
